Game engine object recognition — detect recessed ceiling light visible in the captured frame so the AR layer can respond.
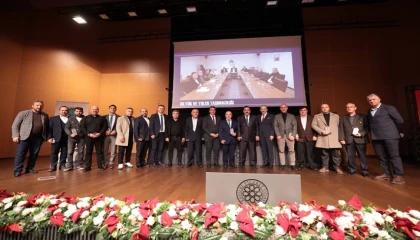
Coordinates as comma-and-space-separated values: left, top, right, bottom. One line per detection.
157, 9, 167, 14
302, 0, 315, 3
186, 6, 197, 13
72, 16, 87, 24
267, 0, 278, 6
99, 14, 109, 20
127, 11, 137, 17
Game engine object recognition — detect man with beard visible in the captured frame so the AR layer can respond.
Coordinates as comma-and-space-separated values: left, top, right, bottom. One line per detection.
63, 107, 85, 171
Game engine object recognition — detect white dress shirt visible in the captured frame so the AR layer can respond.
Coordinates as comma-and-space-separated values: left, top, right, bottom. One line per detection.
76, 116, 82, 122
144, 117, 150, 126
192, 117, 198, 131
60, 115, 68, 124
371, 103, 382, 117
300, 116, 307, 130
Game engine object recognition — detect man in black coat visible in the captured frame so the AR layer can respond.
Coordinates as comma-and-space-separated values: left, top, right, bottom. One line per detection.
63, 107, 85, 171
134, 108, 151, 168
367, 93, 405, 184
237, 106, 258, 167
149, 104, 168, 167
165, 110, 185, 167
257, 105, 275, 168
202, 106, 221, 167
47, 106, 69, 171
185, 109, 203, 167
339, 103, 369, 177
219, 111, 238, 168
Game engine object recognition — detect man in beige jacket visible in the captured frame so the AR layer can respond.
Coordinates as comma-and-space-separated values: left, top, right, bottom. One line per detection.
116, 108, 135, 170
311, 104, 343, 174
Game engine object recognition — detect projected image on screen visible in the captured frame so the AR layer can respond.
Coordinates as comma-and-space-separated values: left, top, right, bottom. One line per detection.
172, 36, 306, 108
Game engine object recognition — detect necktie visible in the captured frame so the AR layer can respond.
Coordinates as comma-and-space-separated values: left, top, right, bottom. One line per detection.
228, 120, 231, 128
246, 116, 249, 126
262, 114, 265, 122
160, 114, 163, 131
109, 115, 113, 130
212, 116, 216, 125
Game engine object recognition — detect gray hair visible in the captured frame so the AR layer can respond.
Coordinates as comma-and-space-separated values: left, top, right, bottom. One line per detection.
367, 93, 380, 99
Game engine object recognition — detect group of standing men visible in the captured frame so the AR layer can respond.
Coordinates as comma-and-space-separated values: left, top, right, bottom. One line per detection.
11, 93, 405, 184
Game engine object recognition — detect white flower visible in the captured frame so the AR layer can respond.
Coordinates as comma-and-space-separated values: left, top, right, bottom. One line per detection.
131, 208, 140, 217
96, 201, 105, 208
156, 203, 163, 209
378, 230, 390, 238
4, 202, 13, 210
147, 216, 155, 226
93, 216, 104, 225
79, 197, 91, 202
258, 202, 266, 208
17, 201, 27, 207
104, 197, 114, 203
226, 204, 237, 213
167, 208, 177, 217
67, 204, 77, 211
275, 225, 286, 236
191, 211, 198, 218
64, 209, 77, 218
22, 208, 35, 216
90, 206, 98, 212
372, 212, 384, 225
35, 196, 46, 204
316, 222, 324, 232
116, 223, 123, 229
301, 211, 317, 225
76, 201, 90, 209
338, 200, 346, 206
80, 211, 89, 219
130, 203, 138, 209
252, 216, 259, 225
227, 210, 237, 220
109, 200, 119, 208
336, 215, 355, 231
320, 233, 328, 239
50, 199, 59, 205
409, 210, 420, 220
181, 219, 192, 230
13, 207, 22, 213
58, 202, 68, 208
413, 230, 420, 238
137, 215, 144, 221
363, 213, 375, 226
53, 209, 62, 215
33, 212, 46, 222
128, 215, 136, 222
121, 206, 131, 215
368, 225, 380, 235
2, 197, 14, 204
180, 208, 190, 216
385, 216, 394, 223
98, 210, 106, 217
230, 221, 239, 231
326, 205, 336, 211
299, 204, 311, 212
218, 217, 227, 224
0, 202, 3, 207
273, 206, 281, 214
220, 237, 228, 240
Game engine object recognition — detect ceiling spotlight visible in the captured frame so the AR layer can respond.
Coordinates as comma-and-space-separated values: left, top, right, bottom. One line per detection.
99, 14, 109, 20
127, 11, 137, 17
302, 0, 315, 3
186, 6, 197, 13
157, 9, 167, 14
267, 0, 278, 6
72, 16, 87, 24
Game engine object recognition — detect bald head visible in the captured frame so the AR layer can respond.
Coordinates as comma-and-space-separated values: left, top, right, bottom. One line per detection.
91, 106, 99, 116
140, 108, 148, 117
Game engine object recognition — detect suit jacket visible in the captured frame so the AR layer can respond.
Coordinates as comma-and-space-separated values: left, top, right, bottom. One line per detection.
104, 114, 120, 131
296, 115, 317, 142
274, 113, 297, 138
218, 119, 238, 144
338, 114, 369, 144
48, 115, 68, 143
185, 117, 203, 141
237, 115, 258, 141
12, 110, 49, 140
367, 104, 404, 140
134, 116, 150, 141
116, 116, 135, 146
65, 115, 85, 140
202, 115, 221, 140
311, 113, 341, 149
165, 118, 185, 138
257, 113, 274, 138
149, 113, 168, 137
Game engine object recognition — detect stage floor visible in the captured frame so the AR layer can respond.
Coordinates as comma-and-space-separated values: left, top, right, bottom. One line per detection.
1, 156, 419, 210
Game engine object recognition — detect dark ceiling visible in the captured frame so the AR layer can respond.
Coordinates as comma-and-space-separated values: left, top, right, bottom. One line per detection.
1, 0, 388, 21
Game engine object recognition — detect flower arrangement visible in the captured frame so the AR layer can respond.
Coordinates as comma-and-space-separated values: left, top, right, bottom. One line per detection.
1, 189, 420, 240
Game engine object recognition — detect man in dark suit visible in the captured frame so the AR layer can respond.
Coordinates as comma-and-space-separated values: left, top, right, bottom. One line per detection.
185, 109, 203, 167
219, 111, 238, 168
237, 106, 258, 167
149, 104, 168, 167
202, 106, 221, 167
257, 105, 275, 168
47, 106, 69, 171
165, 110, 185, 168
134, 108, 150, 168
103, 104, 120, 169
12, 100, 49, 177
63, 107, 85, 171
295, 107, 318, 171
339, 103, 370, 177
80, 106, 107, 172
367, 93, 405, 184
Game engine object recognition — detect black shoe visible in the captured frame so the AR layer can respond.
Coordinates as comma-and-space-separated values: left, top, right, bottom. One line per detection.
83, 168, 91, 172
214, 163, 220, 167
166, 164, 172, 168
279, 165, 286, 170
186, 163, 193, 168
198, 164, 203, 168
362, 173, 369, 178
261, 162, 269, 168
157, 161, 162, 166
178, 163, 184, 168
63, 167, 73, 172
347, 172, 356, 176
291, 166, 300, 171
14, 172, 21, 177
269, 164, 274, 168
223, 164, 228, 168
309, 166, 319, 171
230, 163, 237, 168
152, 164, 158, 168
25, 169, 37, 174
98, 167, 105, 171
48, 168, 56, 172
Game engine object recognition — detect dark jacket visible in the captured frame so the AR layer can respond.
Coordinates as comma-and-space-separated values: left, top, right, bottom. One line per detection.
202, 115, 221, 140
218, 119, 238, 144
48, 116, 68, 143
237, 115, 258, 141
185, 117, 203, 142
367, 104, 404, 140
80, 115, 107, 136
149, 113, 168, 137
104, 114, 120, 131
165, 118, 185, 138
339, 114, 370, 144
134, 116, 150, 141
257, 113, 274, 138
296, 115, 317, 142
64, 115, 85, 140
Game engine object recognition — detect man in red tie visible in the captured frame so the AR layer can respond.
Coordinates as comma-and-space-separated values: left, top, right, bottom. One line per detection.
202, 106, 221, 167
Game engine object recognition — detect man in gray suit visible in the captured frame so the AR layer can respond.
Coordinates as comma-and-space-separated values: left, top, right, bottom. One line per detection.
103, 104, 120, 169
367, 93, 405, 184
11, 100, 49, 177
339, 103, 369, 177
274, 104, 298, 170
